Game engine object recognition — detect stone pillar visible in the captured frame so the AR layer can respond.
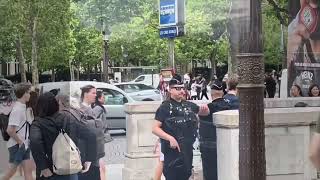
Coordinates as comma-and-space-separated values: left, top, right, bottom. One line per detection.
123, 102, 159, 180
213, 108, 320, 180
123, 101, 204, 180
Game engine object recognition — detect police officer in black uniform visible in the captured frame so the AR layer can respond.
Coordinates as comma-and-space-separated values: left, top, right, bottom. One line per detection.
199, 80, 231, 180
152, 74, 209, 180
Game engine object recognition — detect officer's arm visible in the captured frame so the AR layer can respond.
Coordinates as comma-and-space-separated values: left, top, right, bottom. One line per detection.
152, 121, 174, 142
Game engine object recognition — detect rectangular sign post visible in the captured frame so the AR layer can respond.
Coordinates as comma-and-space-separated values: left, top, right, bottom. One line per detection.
159, 0, 185, 70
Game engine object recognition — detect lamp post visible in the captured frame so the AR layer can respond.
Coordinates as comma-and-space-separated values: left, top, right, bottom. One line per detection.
232, 0, 266, 180
102, 30, 110, 83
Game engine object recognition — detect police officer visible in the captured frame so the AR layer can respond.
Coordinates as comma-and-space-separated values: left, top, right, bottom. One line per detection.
152, 74, 209, 180
199, 80, 231, 180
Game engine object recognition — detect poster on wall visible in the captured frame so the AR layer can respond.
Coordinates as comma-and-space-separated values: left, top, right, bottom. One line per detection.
287, 0, 320, 97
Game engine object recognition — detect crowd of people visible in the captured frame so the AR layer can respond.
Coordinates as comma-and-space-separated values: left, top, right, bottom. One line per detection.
0, 82, 112, 180
0, 69, 319, 180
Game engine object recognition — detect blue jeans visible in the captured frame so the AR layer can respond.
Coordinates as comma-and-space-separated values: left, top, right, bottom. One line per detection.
8, 144, 30, 165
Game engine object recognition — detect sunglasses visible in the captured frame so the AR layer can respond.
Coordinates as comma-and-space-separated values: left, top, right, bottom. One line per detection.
171, 87, 185, 91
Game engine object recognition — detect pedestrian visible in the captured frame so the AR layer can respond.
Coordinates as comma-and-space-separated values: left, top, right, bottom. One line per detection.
92, 90, 112, 143
224, 78, 239, 110
29, 92, 98, 180
79, 85, 105, 180
91, 90, 112, 180
152, 74, 209, 180
222, 74, 228, 95
196, 78, 202, 100
2, 83, 34, 180
308, 84, 320, 97
290, 84, 303, 97
190, 80, 198, 100
265, 72, 276, 98
200, 78, 209, 100
199, 80, 231, 180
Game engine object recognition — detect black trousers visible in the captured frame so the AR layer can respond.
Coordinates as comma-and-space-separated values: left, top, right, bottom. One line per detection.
163, 145, 193, 180
201, 90, 209, 100
78, 165, 100, 180
200, 144, 218, 180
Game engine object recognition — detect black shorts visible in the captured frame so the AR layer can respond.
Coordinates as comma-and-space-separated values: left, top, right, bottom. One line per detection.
8, 144, 30, 165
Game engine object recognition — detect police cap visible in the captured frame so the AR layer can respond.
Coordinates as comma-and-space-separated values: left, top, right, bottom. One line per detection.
169, 74, 184, 87
211, 80, 223, 90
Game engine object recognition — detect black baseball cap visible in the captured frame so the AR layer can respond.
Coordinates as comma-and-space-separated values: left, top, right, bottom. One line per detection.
211, 80, 223, 90
169, 74, 184, 86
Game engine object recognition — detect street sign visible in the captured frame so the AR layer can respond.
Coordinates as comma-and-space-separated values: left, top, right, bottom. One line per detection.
159, 0, 178, 27
160, 26, 178, 38
160, 26, 185, 38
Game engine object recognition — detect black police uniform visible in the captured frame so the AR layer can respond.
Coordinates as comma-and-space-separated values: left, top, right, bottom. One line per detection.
155, 98, 199, 180
199, 97, 230, 180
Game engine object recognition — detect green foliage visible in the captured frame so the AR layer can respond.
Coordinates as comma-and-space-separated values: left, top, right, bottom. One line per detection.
0, 0, 288, 78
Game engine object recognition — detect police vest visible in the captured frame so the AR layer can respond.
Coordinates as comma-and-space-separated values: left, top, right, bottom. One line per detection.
162, 100, 198, 144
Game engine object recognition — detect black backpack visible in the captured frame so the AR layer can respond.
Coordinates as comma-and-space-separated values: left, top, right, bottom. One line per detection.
0, 113, 10, 141
0, 113, 28, 141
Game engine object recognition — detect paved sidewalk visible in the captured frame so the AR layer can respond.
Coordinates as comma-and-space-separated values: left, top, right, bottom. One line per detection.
0, 164, 123, 180
107, 164, 123, 180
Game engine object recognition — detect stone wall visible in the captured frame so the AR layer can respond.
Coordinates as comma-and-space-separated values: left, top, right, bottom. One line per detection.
214, 107, 320, 180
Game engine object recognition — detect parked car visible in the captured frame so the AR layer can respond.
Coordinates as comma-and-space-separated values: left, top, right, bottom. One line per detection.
114, 82, 163, 101
38, 81, 134, 130
131, 74, 160, 88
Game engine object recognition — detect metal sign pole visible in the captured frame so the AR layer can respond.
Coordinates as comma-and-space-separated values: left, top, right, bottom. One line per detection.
168, 38, 175, 70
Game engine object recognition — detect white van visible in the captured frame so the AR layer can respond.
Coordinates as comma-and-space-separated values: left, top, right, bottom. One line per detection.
38, 81, 134, 130
131, 74, 160, 88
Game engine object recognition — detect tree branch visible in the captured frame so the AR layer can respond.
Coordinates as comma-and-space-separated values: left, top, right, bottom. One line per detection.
266, 0, 289, 26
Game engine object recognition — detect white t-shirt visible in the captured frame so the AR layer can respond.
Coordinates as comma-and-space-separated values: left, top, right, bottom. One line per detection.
7, 101, 29, 148
191, 83, 197, 96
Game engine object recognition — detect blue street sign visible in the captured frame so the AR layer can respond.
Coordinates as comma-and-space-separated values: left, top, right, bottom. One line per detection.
160, 26, 178, 38
159, 0, 177, 27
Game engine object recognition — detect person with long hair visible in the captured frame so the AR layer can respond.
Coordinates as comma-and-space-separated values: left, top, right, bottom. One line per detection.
91, 90, 108, 133
29, 92, 98, 180
91, 90, 110, 180
308, 84, 320, 97
290, 84, 303, 97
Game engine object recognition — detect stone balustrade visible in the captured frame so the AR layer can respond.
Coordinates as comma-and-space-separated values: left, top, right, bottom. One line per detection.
214, 107, 320, 180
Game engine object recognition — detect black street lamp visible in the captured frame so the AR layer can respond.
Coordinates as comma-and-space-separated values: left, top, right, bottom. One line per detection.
102, 30, 110, 83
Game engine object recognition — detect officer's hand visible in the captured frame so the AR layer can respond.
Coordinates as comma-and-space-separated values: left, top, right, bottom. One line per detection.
199, 104, 210, 116
169, 136, 181, 152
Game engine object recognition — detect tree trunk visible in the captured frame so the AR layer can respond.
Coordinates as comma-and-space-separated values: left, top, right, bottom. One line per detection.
210, 47, 217, 78
51, 68, 55, 82
16, 35, 27, 83
227, 8, 239, 78
69, 60, 74, 81
76, 66, 80, 81
31, 16, 39, 85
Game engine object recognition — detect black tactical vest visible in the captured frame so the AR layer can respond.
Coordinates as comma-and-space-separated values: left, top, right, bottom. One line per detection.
162, 100, 198, 148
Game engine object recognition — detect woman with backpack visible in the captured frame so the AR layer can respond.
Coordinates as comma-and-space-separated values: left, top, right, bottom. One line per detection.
29, 92, 98, 180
